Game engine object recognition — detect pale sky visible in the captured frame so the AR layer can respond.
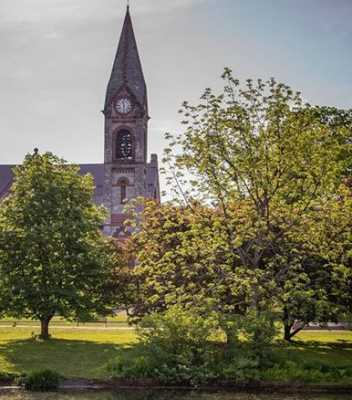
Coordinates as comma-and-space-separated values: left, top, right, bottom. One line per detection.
0, 0, 351, 180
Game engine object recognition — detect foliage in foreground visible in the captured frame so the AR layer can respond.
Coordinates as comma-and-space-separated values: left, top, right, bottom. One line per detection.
262, 361, 352, 384
0, 151, 121, 339
125, 197, 352, 342
108, 306, 352, 385
22, 369, 62, 391
109, 306, 276, 384
0, 371, 20, 383
121, 70, 352, 342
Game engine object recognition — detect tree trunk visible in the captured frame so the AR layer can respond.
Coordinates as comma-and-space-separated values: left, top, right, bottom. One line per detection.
283, 317, 306, 341
284, 321, 293, 341
40, 316, 53, 340
226, 331, 236, 347
283, 307, 293, 342
225, 326, 238, 355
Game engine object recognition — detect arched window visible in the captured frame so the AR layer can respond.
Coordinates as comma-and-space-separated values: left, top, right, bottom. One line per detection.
119, 178, 128, 204
116, 129, 133, 160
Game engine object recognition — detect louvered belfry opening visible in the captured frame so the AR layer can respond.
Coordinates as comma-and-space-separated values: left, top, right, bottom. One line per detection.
116, 129, 133, 160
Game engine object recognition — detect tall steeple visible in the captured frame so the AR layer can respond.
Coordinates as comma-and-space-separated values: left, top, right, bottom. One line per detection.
104, 6, 147, 114
102, 5, 159, 239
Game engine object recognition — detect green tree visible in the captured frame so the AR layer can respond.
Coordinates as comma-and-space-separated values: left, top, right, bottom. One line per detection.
162, 70, 352, 336
0, 151, 118, 339
266, 182, 352, 340
126, 199, 256, 343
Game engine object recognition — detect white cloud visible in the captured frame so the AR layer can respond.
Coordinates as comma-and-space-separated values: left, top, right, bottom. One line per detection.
0, 0, 206, 24
135, 0, 206, 13
43, 31, 63, 40
0, 0, 83, 23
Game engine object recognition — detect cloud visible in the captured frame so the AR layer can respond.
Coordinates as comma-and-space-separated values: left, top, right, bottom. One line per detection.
43, 31, 63, 40
0, 0, 82, 23
0, 0, 206, 24
136, 0, 207, 12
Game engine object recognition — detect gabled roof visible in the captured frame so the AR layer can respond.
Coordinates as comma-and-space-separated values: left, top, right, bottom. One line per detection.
104, 6, 147, 112
0, 165, 15, 199
0, 164, 105, 204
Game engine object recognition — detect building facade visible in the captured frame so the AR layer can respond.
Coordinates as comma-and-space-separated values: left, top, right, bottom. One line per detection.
0, 6, 160, 238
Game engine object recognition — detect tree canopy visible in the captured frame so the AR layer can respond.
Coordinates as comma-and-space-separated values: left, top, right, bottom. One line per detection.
0, 151, 119, 338
128, 70, 352, 340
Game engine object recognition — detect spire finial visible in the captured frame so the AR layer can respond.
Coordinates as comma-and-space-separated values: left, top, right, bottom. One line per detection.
127, 0, 129, 10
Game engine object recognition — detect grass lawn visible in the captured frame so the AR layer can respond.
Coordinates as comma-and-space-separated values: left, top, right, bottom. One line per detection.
0, 327, 351, 380
0, 327, 137, 379
274, 330, 352, 367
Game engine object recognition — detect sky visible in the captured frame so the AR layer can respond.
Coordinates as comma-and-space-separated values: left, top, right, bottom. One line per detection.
0, 0, 351, 177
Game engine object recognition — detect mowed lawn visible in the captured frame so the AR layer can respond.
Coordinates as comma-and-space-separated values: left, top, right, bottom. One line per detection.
0, 326, 351, 380
274, 330, 352, 367
0, 327, 137, 379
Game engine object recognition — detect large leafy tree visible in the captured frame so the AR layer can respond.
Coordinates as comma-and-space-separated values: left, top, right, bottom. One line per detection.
128, 201, 227, 313
125, 199, 263, 343
128, 197, 352, 342
0, 151, 118, 339
161, 70, 352, 337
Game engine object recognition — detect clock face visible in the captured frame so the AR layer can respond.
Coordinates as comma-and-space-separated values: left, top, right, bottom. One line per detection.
116, 98, 132, 114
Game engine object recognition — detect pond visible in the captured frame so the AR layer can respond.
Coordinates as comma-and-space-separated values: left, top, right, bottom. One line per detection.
0, 391, 351, 400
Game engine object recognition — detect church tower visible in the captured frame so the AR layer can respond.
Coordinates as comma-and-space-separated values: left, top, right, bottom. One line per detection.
103, 6, 160, 237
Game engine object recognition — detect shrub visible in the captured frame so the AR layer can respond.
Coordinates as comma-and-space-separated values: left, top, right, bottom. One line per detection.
23, 369, 62, 391
235, 310, 278, 363
0, 371, 19, 383
107, 307, 352, 385
221, 355, 261, 382
109, 305, 220, 384
108, 354, 152, 378
138, 305, 218, 362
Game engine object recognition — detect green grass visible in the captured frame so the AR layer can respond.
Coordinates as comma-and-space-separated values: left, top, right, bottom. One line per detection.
0, 327, 351, 381
0, 327, 137, 379
271, 331, 352, 368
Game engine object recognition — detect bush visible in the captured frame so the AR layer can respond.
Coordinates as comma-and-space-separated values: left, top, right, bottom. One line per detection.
107, 307, 352, 385
23, 369, 62, 391
221, 355, 261, 382
108, 307, 283, 384
108, 354, 152, 379
0, 371, 19, 383
109, 305, 220, 384
235, 310, 278, 362
138, 305, 218, 362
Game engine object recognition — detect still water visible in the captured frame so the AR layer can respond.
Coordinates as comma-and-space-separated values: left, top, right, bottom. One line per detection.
0, 391, 351, 400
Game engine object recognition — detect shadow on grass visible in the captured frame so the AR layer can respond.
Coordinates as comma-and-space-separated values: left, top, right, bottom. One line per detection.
289, 339, 352, 350
2, 335, 352, 381
0, 337, 137, 379
272, 339, 352, 367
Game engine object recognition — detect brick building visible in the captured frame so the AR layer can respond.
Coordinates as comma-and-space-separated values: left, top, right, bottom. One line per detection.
0, 6, 160, 238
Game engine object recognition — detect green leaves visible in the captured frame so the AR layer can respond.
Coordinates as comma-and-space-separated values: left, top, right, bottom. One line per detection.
158, 69, 352, 339
0, 151, 119, 335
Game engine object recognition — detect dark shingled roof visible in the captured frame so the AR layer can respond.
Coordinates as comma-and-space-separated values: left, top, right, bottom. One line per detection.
104, 6, 147, 112
78, 164, 105, 204
0, 164, 105, 204
1, 161, 159, 203
0, 165, 15, 199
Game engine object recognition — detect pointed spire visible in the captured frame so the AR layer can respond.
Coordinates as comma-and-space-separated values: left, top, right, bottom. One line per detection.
104, 6, 147, 112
